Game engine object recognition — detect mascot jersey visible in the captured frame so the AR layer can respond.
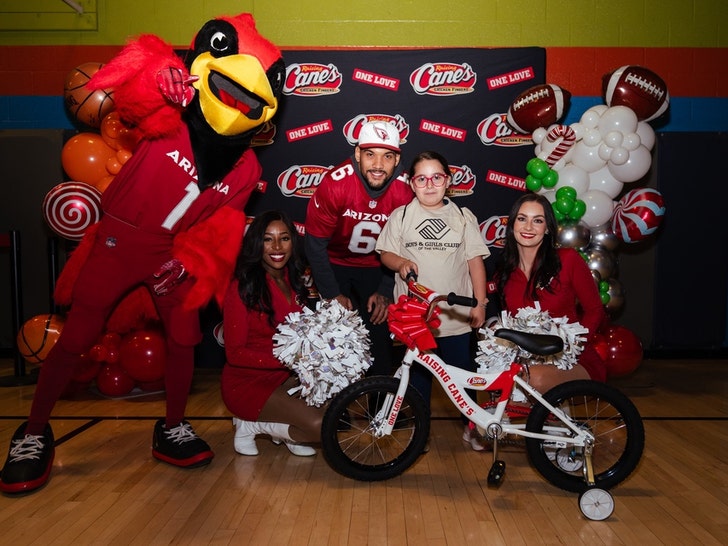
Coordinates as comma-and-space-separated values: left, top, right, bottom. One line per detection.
102, 130, 259, 236
305, 156, 412, 268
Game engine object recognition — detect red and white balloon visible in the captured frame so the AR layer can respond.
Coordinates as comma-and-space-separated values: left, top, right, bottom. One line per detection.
611, 188, 666, 243
42, 181, 102, 241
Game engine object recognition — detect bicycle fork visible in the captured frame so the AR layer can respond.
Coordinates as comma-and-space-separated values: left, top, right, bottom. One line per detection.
370, 362, 412, 438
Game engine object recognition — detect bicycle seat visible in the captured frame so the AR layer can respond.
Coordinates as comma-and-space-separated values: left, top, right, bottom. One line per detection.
493, 328, 564, 356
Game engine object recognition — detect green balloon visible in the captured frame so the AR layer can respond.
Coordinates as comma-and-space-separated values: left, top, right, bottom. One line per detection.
555, 196, 575, 214
542, 170, 559, 188
569, 199, 586, 220
552, 204, 565, 222
599, 280, 609, 292
556, 186, 577, 201
600, 292, 611, 304
526, 158, 549, 178
525, 174, 542, 192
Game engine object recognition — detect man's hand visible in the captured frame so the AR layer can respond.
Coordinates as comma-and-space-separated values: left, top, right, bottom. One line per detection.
333, 294, 353, 311
156, 67, 199, 107
152, 259, 187, 296
367, 293, 391, 325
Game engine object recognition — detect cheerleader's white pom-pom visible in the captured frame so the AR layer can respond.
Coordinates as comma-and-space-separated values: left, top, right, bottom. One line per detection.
273, 299, 371, 406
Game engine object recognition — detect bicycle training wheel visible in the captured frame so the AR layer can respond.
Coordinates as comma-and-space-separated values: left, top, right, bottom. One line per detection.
525, 380, 644, 493
321, 376, 429, 481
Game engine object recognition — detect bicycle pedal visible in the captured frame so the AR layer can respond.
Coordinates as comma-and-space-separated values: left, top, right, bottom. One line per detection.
487, 460, 506, 487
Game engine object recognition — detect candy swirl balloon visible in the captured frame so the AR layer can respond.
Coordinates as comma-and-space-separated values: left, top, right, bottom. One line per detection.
611, 188, 665, 243
42, 181, 102, 241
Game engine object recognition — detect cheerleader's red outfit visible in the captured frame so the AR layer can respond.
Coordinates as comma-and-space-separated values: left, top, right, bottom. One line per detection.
501, 248, 607, 382
221, 276, 301, 420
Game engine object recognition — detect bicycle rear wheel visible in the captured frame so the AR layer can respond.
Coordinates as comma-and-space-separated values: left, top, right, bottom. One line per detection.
321, 376, 429, 481
525, 380, 644, 493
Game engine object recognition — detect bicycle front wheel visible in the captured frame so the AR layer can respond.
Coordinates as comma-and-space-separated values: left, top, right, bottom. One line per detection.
525, 380, 644, 493
321, 376, 429, 481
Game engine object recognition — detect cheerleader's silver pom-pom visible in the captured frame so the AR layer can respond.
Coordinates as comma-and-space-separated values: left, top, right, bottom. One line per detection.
475, 303, 587, 374
273, 299, 372, 406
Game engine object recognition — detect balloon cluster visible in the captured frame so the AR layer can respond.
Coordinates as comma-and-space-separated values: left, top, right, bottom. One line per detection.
67, 328, 167, 398
43, 63, 141, 241
508, 65, 669, 320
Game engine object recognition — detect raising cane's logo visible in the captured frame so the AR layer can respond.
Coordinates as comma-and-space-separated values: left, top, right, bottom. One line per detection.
283, 63, 343, 96
342, 114, 410, 146
481, 215, 509, 248
445, 165, 476, 197
410, 62, 476, 96
477, 113, 532, 147
277, 165, 332, 198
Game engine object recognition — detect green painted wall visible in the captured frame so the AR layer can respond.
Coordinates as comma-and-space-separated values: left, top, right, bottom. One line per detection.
0, 0, 725, 47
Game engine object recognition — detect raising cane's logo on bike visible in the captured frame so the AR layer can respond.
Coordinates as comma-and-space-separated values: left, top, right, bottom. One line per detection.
283, 63, 342, 96
481, 215, 509, 248
477, 113, 532, 147
409, 62, 476, 96
444, 165, 476, 197
277, 165, 332, 198
343, 114, 410, 147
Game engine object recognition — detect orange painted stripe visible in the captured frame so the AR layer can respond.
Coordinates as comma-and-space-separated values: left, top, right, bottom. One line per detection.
0, 45, 726, 97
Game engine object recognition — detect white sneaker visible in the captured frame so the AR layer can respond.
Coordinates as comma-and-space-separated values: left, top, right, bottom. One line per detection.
462, 425, 486, 452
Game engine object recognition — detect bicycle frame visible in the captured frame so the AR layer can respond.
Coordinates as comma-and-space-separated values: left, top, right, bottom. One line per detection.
372, 345, 595, 453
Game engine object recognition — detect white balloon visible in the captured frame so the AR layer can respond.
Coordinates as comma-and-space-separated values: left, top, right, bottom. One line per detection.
583, 128, 602, 147
609, 146, 629, 166
604, 130, 623, 148
597, 106, 638, 138
622, 132, 641, 151
580, 108, 602, 129
607, 144, 652, 183
636, 121, 655, 151
598, 142, 613, 161
588, 165, 624, 198
580, 189, 615, 227
539, 189, 557, 203
555, 163, 590, 194
532, 127, 548, 144
571, 141, 607, 173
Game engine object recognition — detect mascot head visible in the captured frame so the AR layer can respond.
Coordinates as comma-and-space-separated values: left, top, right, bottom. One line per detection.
187, 13, 284, 137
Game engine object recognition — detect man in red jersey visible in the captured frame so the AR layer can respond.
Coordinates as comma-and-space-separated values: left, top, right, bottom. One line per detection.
305, 121, 413, 376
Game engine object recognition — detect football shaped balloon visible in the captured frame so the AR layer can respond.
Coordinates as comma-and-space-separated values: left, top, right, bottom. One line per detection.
602, 65, 670, 122
506, 84, 571, 134
611, 188, 666, 243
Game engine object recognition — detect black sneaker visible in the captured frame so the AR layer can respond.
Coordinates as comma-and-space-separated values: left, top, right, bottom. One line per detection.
152, 419, 214, 468
0, 422, 55, 494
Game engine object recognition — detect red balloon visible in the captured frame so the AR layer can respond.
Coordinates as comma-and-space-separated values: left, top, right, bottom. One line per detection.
61, 132, 117, 185
96, 362, 135, 397
602, 325, 643, 378
592, 332, 609, 362
119, 329, 166, 383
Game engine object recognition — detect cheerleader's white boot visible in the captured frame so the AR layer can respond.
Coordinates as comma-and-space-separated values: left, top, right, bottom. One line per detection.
232, 419, 315, 457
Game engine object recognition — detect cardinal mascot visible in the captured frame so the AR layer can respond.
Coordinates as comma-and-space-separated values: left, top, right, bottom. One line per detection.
0, 13, 285, 494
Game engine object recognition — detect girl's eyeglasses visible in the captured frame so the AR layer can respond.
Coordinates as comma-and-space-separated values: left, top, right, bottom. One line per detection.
410, 173, 449, 188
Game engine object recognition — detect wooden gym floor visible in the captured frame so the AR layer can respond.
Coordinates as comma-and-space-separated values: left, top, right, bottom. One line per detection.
0, 358, 726, 545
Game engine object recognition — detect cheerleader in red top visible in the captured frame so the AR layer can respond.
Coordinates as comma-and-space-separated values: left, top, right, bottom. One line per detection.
221, 211, 325, 457
495, 193, 607, 394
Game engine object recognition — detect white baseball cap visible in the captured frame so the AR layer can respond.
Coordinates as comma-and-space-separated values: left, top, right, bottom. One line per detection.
357, 121, 401, 153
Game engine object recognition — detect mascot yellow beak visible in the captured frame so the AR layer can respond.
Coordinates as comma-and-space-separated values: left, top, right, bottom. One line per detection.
190, 52, 279, 136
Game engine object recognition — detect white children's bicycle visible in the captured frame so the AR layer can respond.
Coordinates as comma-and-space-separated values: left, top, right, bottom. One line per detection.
321, 277, 644, 521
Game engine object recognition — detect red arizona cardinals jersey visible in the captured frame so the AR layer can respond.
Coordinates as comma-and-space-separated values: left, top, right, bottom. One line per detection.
305, 157, 412, 267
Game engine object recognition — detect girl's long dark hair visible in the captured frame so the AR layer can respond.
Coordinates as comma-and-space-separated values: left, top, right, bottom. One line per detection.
234, 210, 308, 326
496, 193, 561, 307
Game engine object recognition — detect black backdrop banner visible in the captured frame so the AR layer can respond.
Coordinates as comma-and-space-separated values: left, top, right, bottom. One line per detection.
196, 47, 545, 367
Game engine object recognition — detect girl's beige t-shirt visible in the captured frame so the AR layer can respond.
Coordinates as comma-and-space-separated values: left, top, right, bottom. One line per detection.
377, 197, 490, 337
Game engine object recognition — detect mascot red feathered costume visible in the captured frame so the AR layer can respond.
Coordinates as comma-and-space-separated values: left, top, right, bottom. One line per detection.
0, 13, 285, 494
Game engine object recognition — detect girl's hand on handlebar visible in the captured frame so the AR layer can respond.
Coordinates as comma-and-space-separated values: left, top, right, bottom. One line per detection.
398, 261, 418, 281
